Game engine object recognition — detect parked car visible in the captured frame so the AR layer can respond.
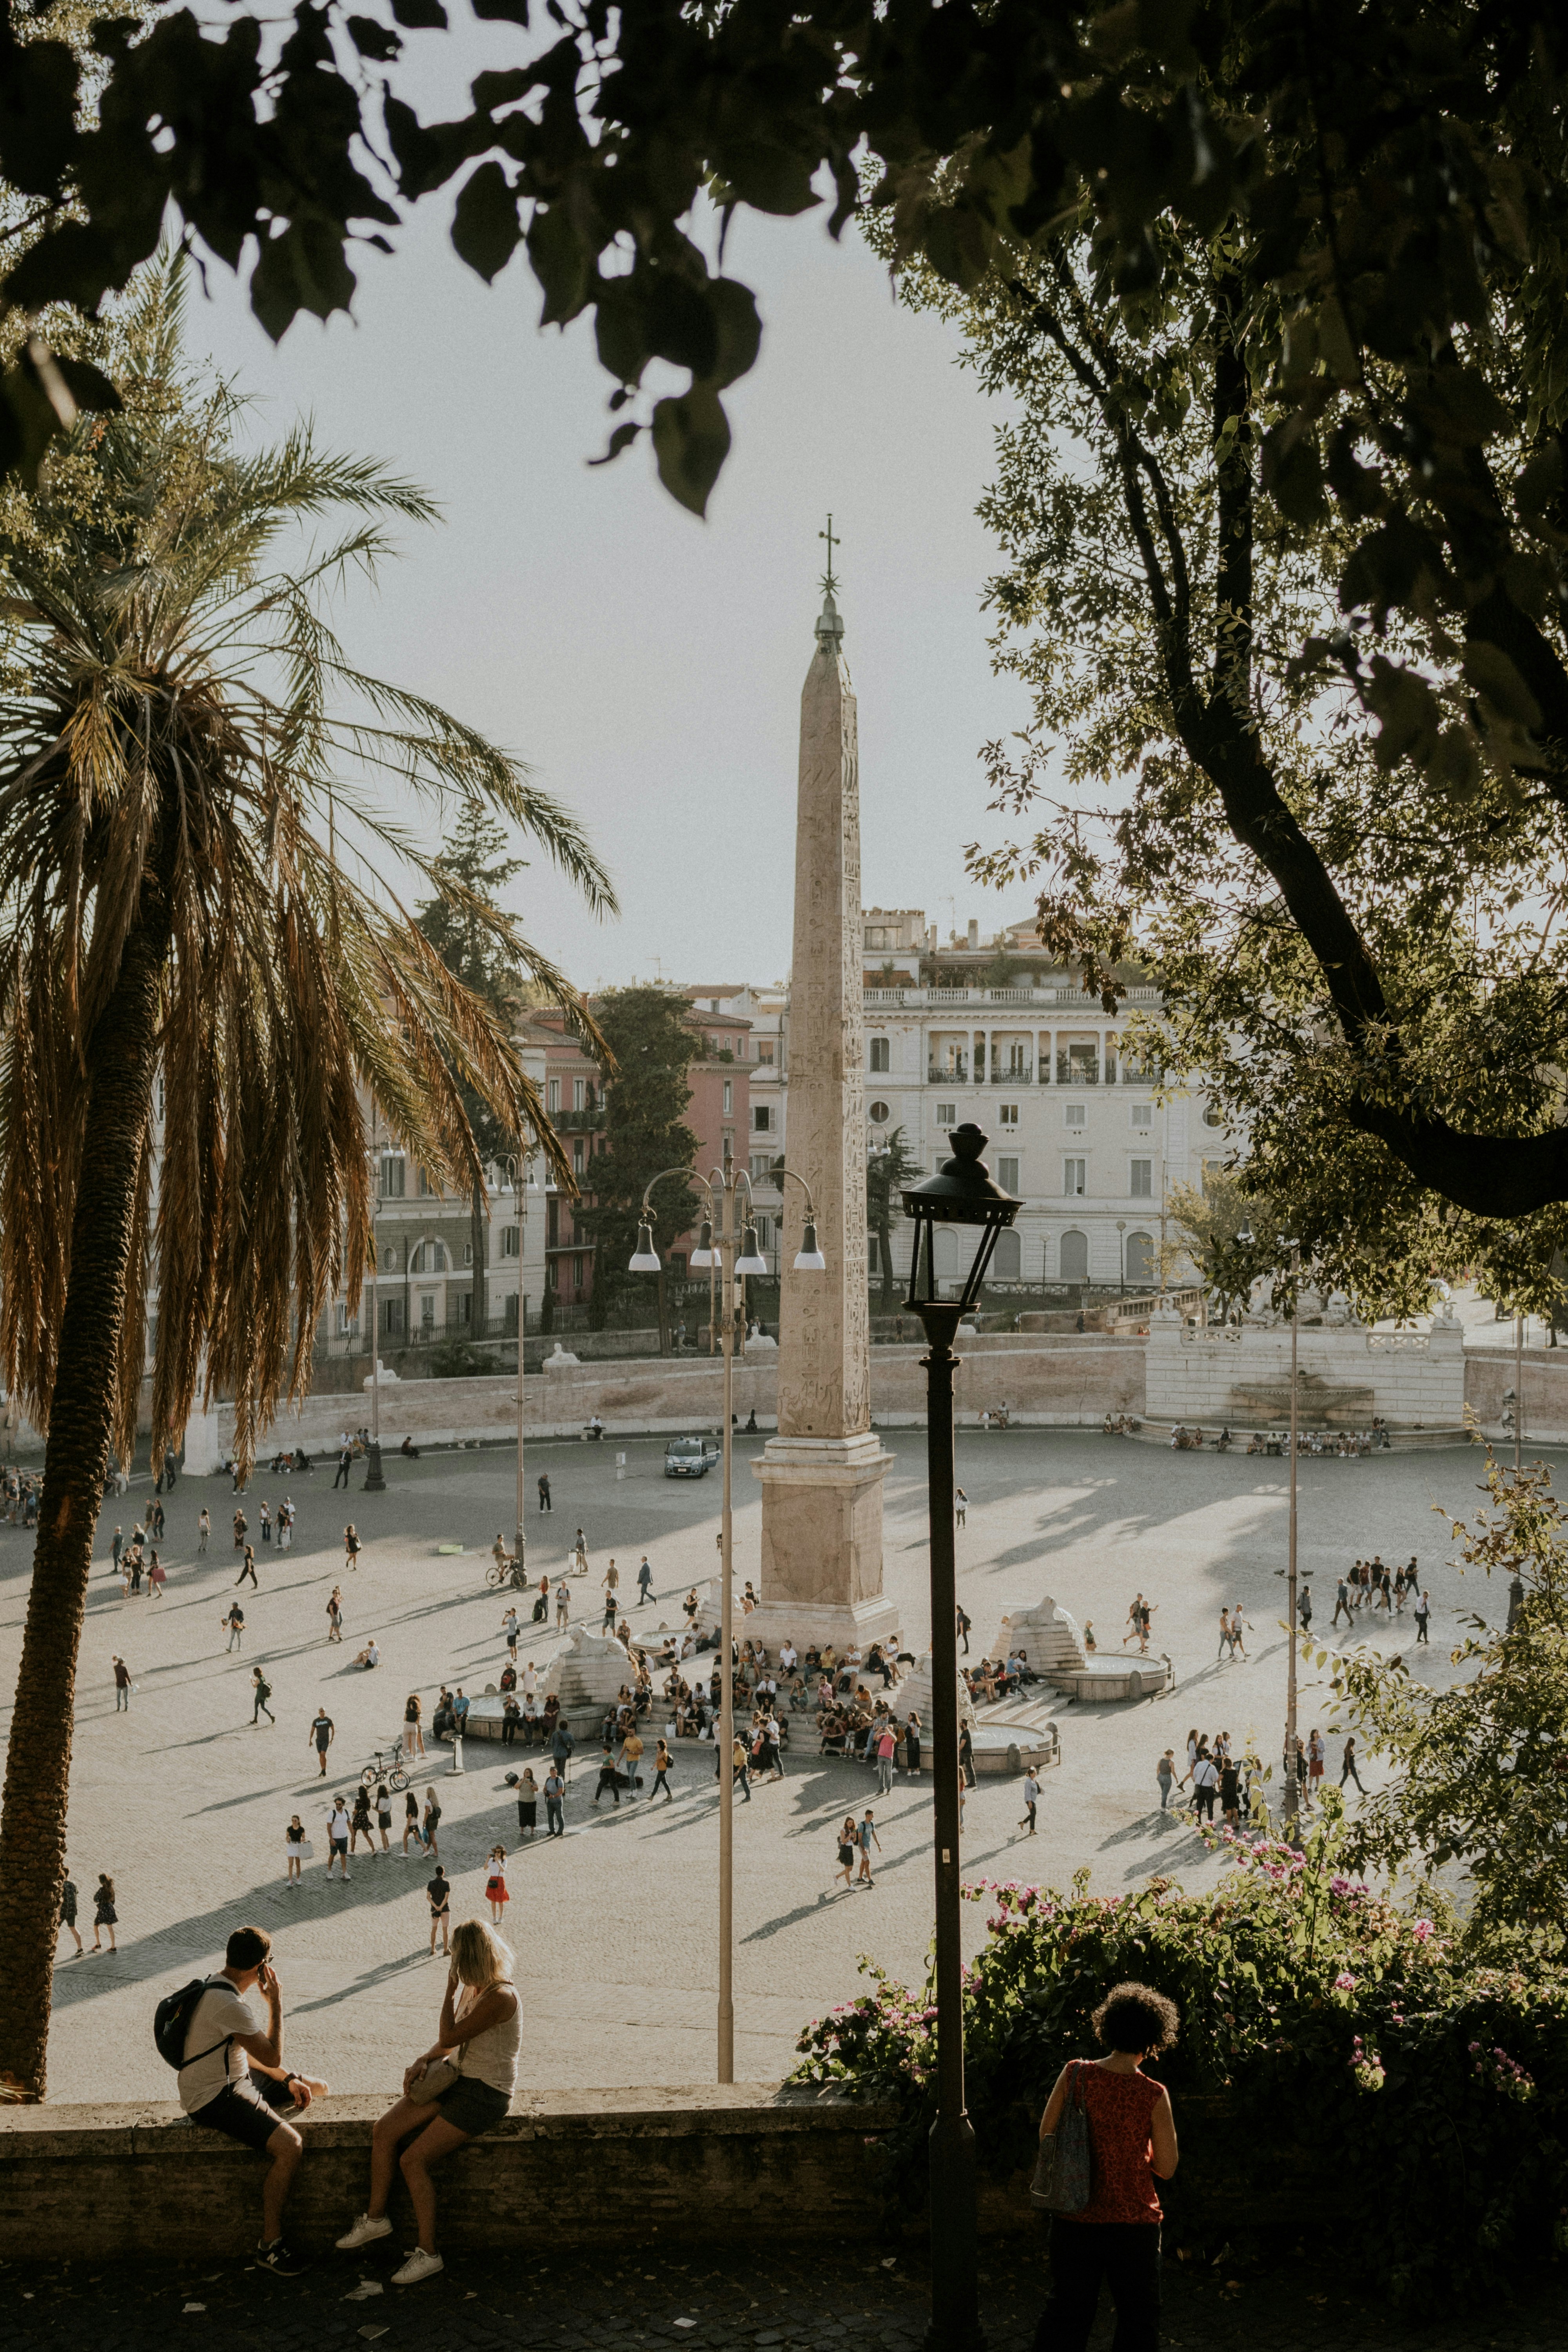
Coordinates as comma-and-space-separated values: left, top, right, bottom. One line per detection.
664, 1436, 719, 1479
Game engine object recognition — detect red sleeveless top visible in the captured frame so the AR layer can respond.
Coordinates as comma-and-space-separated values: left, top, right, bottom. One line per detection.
1071, 2063, 1164, 2224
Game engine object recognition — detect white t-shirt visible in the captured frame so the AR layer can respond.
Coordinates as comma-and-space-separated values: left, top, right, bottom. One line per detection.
328, 1805, 350, 1842
178, 1980, 260, 2114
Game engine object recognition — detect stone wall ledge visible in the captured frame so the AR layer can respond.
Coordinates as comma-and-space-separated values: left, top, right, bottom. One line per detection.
0, 2084, 903, 2258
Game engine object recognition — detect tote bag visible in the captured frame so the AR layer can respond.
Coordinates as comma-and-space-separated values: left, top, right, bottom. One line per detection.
1030, 2060, 1093, 2213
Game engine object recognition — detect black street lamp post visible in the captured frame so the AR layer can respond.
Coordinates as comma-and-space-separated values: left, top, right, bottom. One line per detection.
901, 1124, 1019, 2352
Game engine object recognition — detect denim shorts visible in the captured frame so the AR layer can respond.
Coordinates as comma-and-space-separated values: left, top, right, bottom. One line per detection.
436, 2076, 511, 2136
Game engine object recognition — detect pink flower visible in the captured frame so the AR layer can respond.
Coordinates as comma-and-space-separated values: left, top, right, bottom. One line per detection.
1334, 1972, 1357, 1992
1412, 1919, 1434, 1942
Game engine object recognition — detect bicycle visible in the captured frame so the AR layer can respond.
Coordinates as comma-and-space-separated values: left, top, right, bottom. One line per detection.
485, 1557, 528, 1590
360, 1741, 410, 1792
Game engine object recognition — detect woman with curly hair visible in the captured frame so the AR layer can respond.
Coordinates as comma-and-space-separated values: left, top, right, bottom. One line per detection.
1034, 1980, 1180, 2351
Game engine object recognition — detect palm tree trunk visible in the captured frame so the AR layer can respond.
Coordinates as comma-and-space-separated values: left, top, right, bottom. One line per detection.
0, 871, 171, 2100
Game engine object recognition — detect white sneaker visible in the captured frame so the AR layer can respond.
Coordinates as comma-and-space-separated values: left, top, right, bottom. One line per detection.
392, 2247, 445, 2287
335, 2214, 393, 2251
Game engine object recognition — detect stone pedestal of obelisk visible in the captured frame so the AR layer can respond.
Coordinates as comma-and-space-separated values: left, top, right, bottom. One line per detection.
749, 582, 898, 1654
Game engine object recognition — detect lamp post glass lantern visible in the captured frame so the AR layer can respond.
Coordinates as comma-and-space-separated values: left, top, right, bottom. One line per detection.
629, 1146, 823, 2086
901, 1124, 1018, 2352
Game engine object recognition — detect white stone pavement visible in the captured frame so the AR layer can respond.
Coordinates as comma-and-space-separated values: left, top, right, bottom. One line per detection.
0, 1425, 1529, 2104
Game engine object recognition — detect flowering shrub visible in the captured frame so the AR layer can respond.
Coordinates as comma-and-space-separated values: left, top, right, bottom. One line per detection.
791, 1812, 1568, 2307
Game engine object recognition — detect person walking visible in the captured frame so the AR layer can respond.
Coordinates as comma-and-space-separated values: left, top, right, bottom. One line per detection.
1308, 1728, 1326, 1805
233, 1506, 248, 1553
1216, 1607, 1232, 1659
1340, 1735, 1365, 1793
336, 1920, 520, 2287
856, 1808, 880, 1886
326, 1796, 352, 1881
401, 1789, 421, 1856
1414, 1588, 1432, 1644
326, 1586, 343, 1644
309, 1708, 334, 1776
544, 1763, 566, 1838
345, 1523, 363, 1572
955, 1487, 967, 1526
223, 1601, 247, 1651
636, 1555, 653, 1605
1122, 1593, 1145, 1651
59, 1875, 82, 1957
904, 1712, 922, 1778
730, 1732, 751, 1802
1019, 1767, 1041, 1835
1219, 1753, 1241, 1829
197, 1507, 210, 1553
485, 1848, 509, 1927
1228, 1603, 1247, 1659
284, 1815, 307, 1884
421, 1789, 442, 1862
875, 1719, 897, 1795
619, 1722, 645, 1789
349, 1787, 376, 1859
550, 1715, 574, 1786
959, 1721, 975, 1789
259, 1499, 272, 1548
833, 1815, 857, 1890
956, 1603, 971, 1657
334, 1443, 353, 1490
112, 1655, 132, 1711
91, 1874, 118, 1952
516, 1767, 539, 1840
404, 1691, 425, 1757
593, 1744, 623, 1807
650, 1738, 673, 1802
1156, 1750, 1174, 1811
1298, 1583, 1314, 1633
537, 1471, 552, 1513
235, 1544, 258, 1591
1191, 1749, 1219, 1824
1032, 1982, 1180, 2352
426, 1864, 451, 1955
148, 1550, 166, 1599
555, 1579, 570, 1628
250, 1667, 275, 1726
1332, 1573, 1353, 1628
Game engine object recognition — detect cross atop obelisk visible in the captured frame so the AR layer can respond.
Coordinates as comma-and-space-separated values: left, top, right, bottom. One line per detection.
749, 550, 897, 1650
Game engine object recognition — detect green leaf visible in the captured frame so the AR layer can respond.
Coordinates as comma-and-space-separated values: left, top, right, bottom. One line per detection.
707, 279, 762, 391
587, 421, 641, 468
594, 278, 648, 387
347, 15, 401, 59
527, 205, 591, 326
1461, 640, 1543, 731
452, 162, 521, 284
651, 385, 731, 517
390, 0, 447, 25
250, 220, 357, 340
644, 275, 720, 379
0, 366, 61, 491
0, 38, 80, 198
51, 357, 123, 416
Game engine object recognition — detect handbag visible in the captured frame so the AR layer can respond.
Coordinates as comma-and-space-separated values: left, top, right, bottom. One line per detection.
1031, 2060, 1093, 2213
406, 2055, 460, 2106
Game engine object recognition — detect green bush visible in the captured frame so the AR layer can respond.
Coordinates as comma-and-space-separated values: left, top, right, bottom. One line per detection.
791, 1810, 1568, 2307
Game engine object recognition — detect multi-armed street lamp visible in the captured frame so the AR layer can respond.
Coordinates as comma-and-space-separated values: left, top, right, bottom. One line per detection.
1239, 1217, 1303, 1828
629, 1140, 824, 2082
900, 1123, 1020, 2352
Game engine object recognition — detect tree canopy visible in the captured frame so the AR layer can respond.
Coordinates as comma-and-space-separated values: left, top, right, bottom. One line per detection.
577, 984, 700, 1328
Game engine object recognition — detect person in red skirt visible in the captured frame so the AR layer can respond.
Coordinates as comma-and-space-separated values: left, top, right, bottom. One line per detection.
485, 1847, 509, 1927
1034, 1982, 1180, 2350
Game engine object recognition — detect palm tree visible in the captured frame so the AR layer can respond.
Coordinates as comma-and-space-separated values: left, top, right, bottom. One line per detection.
0, 258, 616, 2098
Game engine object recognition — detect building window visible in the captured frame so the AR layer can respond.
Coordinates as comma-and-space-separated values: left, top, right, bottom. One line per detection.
573, 1253, 584, 1291
457, 1291, 472, 1325
753, 1104, 773, 1134
755, 1217, 771, 1250
1130, 1159, 1153, 1197
868, 1234, 880, 1273
1064, 1158, 1087, 1196
1131, 1102, 1153, 1129
992, 1228, 1022, 1279
750, 1154, 777, 1185
463, 1242, 474, 1265
380, 1245, 398, 1272
501, 1224, 520, 1258
382, 1298, 404, 1337
869, 1036, 890, 1072
1125, 1230, 1155, 1285
417, 1165, 434, 1196
723, 1079, 733, 1115
868, 1100, 890, 1124
757, 1040, 775, 1064
572, 1077, 586, 1111
1065, 1103, 1086, 1128
335, 1303, 357, 1336
548, 1078, 561, 1113
419, 1292, 436, 1331
936, 1101, 956, 1126
380, 1153, 406, 1198
1202, 1159, 1226, 1192
503, 1293, 519, 1333
998, 1102, 1019, 1127
1203, 1100, 1225, 1128
670, 1253, 687, 1280
573, 1139, 584, 1176
998, 1155, 1020, 1193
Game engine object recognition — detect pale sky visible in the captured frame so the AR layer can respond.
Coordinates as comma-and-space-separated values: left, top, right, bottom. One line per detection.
188, 47, 1032, 989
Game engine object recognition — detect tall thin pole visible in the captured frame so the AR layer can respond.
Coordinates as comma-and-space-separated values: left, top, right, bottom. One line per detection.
515, 1162, 528, 1566
717, 1145, 735, 2083
364, 1111, 385, 1492
1515, 1310, 1524, 1476
916, 1294, 981, 2352
1284, 1242, 1299, 1826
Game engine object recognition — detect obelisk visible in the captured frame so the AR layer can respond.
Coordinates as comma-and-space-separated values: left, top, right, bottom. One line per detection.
750, 564, 898, 1653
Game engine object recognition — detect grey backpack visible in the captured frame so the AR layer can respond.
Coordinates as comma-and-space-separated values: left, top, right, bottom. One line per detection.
1030, 2060, 1093, 2212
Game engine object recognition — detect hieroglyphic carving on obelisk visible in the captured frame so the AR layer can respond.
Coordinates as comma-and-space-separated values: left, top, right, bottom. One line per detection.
750, 554, 897, 1650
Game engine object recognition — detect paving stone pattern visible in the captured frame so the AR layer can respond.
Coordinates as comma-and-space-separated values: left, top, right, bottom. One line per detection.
0, 1426, 1536, 2101
2, 2240, 1562, 2351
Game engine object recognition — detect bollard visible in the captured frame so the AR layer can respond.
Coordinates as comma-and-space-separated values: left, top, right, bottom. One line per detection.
448, 1735, 465, 1776
615, 1451, 626, 1481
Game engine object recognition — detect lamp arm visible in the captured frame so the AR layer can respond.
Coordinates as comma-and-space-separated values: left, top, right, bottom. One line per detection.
769, 1165, 818, 1223
639, 1167, 715, 1221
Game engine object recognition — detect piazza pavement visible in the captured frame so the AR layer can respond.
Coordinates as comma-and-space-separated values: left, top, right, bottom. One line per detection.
0, 1421, 1537, 2106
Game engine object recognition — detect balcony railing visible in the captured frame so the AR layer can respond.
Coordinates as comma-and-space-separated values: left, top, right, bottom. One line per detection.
555, 1106, 607, 1131
862, 983, 1167, 1009
928, 1059, 969, 1083
988, 1060, 1033, 1085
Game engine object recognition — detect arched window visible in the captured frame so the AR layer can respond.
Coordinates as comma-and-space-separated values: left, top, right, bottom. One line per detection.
1125, 1231, 1155, 1285
1060, 1229, 1089, 1281
933, 1227, 958, 1278
992, 1229, 1022, 1279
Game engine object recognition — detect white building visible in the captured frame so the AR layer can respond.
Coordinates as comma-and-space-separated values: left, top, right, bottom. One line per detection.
692, 913, 1226, 1297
